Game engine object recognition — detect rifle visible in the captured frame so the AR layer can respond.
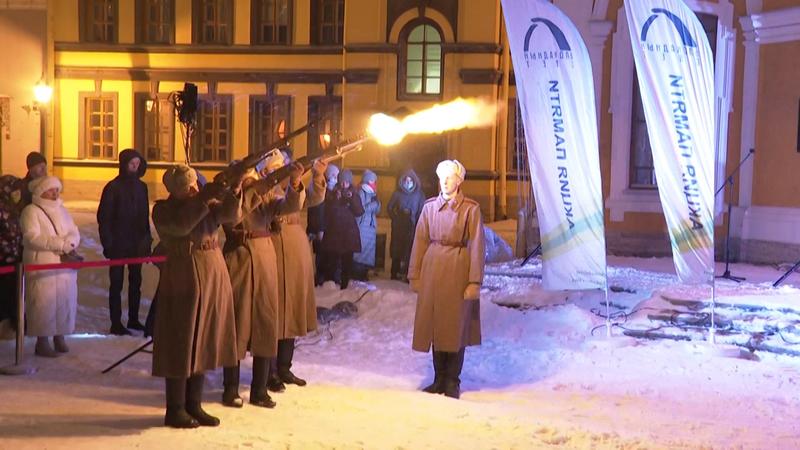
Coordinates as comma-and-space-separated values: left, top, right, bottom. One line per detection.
211, 119, 323, 188
258, 136, 370, 190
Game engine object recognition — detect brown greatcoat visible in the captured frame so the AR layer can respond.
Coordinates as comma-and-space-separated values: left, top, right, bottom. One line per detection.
408, 191, 485, 353
223, 178, 303, 360
151, 191, 241, 378
271, 172, 326, 339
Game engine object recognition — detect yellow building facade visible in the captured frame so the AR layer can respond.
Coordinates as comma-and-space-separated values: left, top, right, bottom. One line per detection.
1, 0, 798, 262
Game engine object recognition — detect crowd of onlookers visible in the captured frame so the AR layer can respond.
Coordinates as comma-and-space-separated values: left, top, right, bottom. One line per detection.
308, 164, 426, 289
0, 148, 429, 357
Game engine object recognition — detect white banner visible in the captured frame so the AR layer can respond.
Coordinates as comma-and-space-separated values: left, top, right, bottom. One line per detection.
501, 0, 607, 290
625, 0, 715, 284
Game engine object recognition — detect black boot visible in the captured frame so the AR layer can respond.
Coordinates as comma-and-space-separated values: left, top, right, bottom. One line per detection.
277, 339, 307, 386
267, 357, 286, 393
222, 365, 243, 408
443, 348, 465, 399
422, 351, 447, 394
250, 356, 276, 408
164, 378, 199, 429
185, 373, 220, 426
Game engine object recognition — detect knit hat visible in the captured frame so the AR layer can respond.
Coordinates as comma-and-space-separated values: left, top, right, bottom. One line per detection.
29, 175, 61, 197
361, 169, 377, 184
26, 152, 46, 169
325, 163, 340, 180
338, 169, 353, 185
162, 164, 198, 195
435, 160, 466, 183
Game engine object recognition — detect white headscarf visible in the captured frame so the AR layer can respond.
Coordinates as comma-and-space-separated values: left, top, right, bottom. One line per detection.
435, 160, 466, 183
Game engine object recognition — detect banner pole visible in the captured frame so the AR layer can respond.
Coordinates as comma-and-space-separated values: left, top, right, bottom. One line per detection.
15, 262, 24, 365
0, 263, 36, 375
709, 275, 716, 344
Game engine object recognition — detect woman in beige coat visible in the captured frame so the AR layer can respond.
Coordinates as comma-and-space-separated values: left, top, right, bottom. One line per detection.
408, 160, 485, 400
221, 155, 305, 409
151, 165, 241, 429
268, 152, 327, 392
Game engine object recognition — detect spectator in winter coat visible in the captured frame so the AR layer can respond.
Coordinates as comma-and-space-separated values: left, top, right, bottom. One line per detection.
20, 176, 80, 357
0, 175, 23, 335
320, 169, 364, 289
353, 170, 381, 280
307, 163, 339, 285
387, 169, 426, 281
408, 160, 485, 400
20, 151, 47, 207
97, 149, 153, 335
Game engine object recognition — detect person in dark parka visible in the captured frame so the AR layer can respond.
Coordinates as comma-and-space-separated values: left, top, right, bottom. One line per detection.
320, 169, 364, 289
307, 163, 339, 286
20, 151, 47, 208
97, 149, 152, 335
388, 169, 426, 281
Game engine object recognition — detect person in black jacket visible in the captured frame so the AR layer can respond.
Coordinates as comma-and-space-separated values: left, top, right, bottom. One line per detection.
320, 170, 364, 290
97, 149, 152, 335
388, 169, 426, 281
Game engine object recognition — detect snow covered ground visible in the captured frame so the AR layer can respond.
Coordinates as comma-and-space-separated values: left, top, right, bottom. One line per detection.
1, 207, 800, 449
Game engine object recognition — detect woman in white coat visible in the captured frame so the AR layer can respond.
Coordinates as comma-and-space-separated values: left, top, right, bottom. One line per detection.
20, 176, 80, 357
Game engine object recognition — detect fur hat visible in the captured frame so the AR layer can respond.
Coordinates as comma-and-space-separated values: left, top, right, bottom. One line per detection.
265, 150, 287, 173
162, 164, 198, 195
435, 160, 466, 183
26, 151, 46, 169
29, 175, 62, 197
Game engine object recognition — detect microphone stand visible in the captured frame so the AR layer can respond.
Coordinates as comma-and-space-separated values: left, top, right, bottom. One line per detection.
716, 149, 755, 283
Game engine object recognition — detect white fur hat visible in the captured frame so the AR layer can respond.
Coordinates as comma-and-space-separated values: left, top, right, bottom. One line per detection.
29, 175, 62, 197
265, 150, 287, 173
162, 164, 198, 195
435, 159, 466, 183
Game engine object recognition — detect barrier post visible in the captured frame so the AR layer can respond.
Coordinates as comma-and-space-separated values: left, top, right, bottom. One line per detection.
0, 263, 37, 375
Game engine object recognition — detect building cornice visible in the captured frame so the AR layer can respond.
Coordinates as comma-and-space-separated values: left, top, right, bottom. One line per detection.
55, 67, 380, 84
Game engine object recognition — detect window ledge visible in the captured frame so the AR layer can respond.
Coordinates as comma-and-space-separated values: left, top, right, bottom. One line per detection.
606, 188, 661, 221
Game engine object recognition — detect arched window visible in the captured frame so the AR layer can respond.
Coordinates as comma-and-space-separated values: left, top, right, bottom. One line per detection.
399, 20, 443, 99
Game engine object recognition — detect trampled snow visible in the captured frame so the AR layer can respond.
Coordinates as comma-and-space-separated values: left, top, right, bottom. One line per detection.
1, 206, 799, 449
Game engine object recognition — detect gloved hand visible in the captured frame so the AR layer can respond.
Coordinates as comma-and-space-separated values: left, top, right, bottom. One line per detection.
60, 239, 76, 254
409, 278, 420, 293
463, 283, 481, 301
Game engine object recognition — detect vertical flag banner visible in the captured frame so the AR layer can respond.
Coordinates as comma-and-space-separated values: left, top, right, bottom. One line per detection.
501, 0, 607, 290
624, 0, 715, 283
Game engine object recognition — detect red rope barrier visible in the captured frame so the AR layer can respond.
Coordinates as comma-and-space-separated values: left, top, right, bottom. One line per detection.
0, 255, 167, 274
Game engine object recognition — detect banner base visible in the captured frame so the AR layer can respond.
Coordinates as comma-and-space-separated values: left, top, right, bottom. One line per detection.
0, 363, 37, 376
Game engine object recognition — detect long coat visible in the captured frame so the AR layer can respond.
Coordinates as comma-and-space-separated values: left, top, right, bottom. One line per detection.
151, 191, 240, 378
320, 185, 364, 254
224, 179, 301, 360
353, 185, 381, 267
272, 172, 326, 339
408, 191, 485, 353
96, 149, 151, 259
20, 198, 80, 337
388, 169, 425, 259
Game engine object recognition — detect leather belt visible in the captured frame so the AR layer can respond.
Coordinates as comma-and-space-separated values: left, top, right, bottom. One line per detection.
430, 240, 466, 248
